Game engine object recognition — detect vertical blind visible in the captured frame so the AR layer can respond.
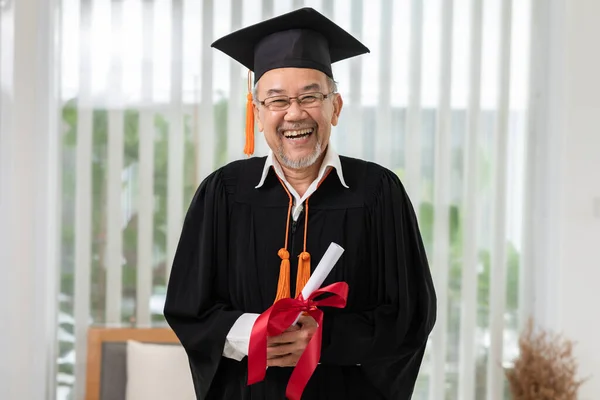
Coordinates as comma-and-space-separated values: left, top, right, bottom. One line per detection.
57, 0, 532, 399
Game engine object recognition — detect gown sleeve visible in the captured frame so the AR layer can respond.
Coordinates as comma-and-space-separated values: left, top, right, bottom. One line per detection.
163, 169, 243, 400
319, 169, 437, 399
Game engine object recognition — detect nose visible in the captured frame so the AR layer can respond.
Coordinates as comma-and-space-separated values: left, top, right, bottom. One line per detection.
284, 99, 306, 121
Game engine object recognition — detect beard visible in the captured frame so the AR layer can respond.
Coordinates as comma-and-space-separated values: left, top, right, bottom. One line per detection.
276, 139, 323, 170
274, 121, 324, 169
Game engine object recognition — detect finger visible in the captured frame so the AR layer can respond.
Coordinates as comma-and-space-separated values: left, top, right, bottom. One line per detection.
267, 336, 291, 347
298, 320, 318, 338
267, 351, 291, 360
268, 330, 302, 345
297, 315, 318, 327
267, 343, 298, 357
267, 354, 299, 368
269, 328, 315, 349
285, 324, 300, 332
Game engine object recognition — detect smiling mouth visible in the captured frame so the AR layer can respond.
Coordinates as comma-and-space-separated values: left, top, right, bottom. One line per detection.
282, 128, 314, 140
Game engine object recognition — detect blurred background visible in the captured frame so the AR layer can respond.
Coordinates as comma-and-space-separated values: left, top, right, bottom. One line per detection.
1, 0, 598, 399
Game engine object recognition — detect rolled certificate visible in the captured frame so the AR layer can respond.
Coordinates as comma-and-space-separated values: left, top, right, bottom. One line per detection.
293, 242, 345, 325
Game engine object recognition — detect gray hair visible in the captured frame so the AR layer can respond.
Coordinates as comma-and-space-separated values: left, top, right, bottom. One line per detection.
252, 75, 339, 103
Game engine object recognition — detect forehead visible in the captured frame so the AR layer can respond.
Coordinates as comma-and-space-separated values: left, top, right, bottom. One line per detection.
257, 68, 329, 94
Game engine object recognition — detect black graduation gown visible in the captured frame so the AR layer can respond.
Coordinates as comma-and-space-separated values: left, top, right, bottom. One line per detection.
164, 156, 436, 400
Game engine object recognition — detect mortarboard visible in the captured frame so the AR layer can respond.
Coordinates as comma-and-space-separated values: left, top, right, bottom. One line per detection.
211, 7, 369, 156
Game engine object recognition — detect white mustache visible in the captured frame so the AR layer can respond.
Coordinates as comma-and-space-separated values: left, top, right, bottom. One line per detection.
277, 125, 316, 133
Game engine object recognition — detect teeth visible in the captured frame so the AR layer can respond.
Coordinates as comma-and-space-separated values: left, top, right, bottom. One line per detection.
283, 128, 313, 138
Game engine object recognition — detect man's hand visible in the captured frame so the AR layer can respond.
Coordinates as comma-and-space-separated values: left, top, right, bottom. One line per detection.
266, 315, 318, 367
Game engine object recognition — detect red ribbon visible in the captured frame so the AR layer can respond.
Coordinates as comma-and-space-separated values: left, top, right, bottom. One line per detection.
247, 282, 349, 400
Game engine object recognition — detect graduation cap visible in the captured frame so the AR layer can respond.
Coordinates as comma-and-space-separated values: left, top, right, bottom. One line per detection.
211, 7, 370, 156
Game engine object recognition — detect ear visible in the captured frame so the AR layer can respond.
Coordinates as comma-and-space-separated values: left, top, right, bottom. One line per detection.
331, 94, 343, 127
254, 103, 264, 132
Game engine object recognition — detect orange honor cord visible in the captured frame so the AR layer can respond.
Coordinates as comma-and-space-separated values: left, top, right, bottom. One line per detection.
274, 169, 334, 303
273, 179, 294, 303
295, 168, 332, 297
244, 70, 255, 156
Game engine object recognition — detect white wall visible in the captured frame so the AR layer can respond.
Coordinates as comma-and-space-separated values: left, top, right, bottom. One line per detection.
558, 1, 600, 398
542, 0, 600, 398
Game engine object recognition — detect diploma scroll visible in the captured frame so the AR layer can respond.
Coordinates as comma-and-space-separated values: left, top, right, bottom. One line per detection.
293, 242, 344, 325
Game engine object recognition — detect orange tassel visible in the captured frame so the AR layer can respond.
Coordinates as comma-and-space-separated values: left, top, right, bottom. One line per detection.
244, 92, 255, 156
274, 248, 291, 302
295, 251, 311, 298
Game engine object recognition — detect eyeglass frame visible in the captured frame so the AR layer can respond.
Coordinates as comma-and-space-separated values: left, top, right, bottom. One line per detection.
256, 91, 337, 111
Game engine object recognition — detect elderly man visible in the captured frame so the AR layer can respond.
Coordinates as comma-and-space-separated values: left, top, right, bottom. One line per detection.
164, 7, 436, 400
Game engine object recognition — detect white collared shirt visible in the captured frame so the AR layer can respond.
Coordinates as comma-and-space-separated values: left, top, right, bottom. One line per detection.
255, 146, 349, 221
223, 145, 348, 360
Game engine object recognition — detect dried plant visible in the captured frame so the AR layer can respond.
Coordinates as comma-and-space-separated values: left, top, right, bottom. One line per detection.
505, 318, 586, 400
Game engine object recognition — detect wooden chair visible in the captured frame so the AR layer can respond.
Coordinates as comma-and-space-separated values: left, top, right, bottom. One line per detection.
85, 327, 180, 400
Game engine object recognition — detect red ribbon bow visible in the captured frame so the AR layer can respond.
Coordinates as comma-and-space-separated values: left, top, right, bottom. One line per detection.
247, 282, 349, 400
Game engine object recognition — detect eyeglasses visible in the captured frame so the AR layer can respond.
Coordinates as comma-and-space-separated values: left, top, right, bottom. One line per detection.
258, 91, 336, 111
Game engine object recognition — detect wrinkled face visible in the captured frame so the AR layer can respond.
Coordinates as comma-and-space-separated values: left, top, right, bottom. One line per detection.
254, 68, 343, 170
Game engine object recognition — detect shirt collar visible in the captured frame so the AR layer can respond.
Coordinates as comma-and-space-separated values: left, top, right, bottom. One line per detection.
255, 145, 349, 189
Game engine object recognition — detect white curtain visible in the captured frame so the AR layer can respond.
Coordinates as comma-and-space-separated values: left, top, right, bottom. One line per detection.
0, 0, 61, 399
54, 0, 532, 399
